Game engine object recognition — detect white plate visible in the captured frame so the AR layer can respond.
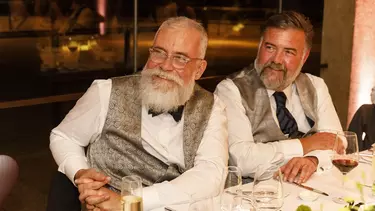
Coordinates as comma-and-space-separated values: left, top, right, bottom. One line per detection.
299, 190, 319, 201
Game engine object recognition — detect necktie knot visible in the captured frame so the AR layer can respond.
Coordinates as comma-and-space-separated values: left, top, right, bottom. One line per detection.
273, 91, 287, 107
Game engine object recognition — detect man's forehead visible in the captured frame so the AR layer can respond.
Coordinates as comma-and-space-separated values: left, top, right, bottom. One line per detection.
263, 28, 306, 46
155, 27, 199, 42
153, 27, 201, 54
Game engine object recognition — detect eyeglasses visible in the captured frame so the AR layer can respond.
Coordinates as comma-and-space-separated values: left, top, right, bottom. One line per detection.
148, 47, 202, 69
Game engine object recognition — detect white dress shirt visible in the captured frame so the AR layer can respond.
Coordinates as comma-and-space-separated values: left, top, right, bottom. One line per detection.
50, 79, 228, 210
215, 73, 342, 178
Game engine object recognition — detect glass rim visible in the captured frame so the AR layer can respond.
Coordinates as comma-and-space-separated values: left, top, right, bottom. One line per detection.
121, 175, 142, 182
341, 131, 356, 136
227, 166, 241, 172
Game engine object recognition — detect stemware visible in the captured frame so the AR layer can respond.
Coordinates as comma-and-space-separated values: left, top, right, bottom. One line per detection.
220, 166, 242, 211
252, 164, 283, 211
121, 175, 143, 211
331, 131, 359, 204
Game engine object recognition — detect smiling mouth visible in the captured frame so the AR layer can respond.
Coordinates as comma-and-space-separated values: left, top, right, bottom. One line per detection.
152, 75, 176, 84
266, 67, 282, 71
154, 74, 169, 80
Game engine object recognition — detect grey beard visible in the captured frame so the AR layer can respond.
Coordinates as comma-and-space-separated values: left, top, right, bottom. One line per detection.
254, 59, 303, 91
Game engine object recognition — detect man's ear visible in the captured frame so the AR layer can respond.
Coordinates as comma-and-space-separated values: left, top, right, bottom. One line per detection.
302, 48, 311, 64
194, 60, 207, 80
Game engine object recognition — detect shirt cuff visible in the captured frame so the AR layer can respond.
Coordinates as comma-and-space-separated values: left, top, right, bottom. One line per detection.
304, 150, 332, 171
58, 157, 89, 184
277, 139, 304, 160
143, 184, 162, 211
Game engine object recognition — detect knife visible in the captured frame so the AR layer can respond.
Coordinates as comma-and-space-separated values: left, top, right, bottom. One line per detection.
293, 182, 329, 196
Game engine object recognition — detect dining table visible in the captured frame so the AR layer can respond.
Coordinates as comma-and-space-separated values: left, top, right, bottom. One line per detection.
154, 150, 374, 211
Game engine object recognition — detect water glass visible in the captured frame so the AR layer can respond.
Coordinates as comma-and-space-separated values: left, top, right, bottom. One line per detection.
252, 164, 283, 210
221, 166, 242, 211
121, 175, 143, 211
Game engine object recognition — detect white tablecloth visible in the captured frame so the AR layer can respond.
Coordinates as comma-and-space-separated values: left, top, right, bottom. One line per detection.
156, 161, 374, 211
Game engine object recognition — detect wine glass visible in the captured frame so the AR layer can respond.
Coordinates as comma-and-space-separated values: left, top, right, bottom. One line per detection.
121, 175, 143, 211
252, 164, 283, 211
220, 166, 242, 211
331, 131, 359, 204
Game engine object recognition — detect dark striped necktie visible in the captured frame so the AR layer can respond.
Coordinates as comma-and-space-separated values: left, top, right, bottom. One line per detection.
273, 91, 298, 136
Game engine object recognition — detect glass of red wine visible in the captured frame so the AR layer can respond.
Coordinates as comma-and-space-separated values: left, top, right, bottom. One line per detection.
331, 131, 359, 204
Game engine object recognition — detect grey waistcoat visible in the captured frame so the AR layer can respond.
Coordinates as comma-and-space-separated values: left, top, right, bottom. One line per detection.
229, 66, 318, 143
87, 75, 214, 190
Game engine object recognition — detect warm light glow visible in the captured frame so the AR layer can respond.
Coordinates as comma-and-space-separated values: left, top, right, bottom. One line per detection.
138, 39, 260, 48
137, 39, 320, 53
97, 0, 106, 35
348, 0, 375, 126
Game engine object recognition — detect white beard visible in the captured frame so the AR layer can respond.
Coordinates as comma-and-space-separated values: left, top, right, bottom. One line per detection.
140, 67, 195, 113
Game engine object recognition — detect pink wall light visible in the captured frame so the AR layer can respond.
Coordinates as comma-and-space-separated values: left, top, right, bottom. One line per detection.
97, 0, 106, 35
348, 0, 375, 126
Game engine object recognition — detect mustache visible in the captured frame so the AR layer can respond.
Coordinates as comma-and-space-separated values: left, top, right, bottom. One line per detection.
142, 67, 184, 86
264, 62, 286, 72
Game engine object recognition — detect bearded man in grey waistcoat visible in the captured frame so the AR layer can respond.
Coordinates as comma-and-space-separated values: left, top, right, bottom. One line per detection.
215, 11, 344, 184
48, 17, 228, 211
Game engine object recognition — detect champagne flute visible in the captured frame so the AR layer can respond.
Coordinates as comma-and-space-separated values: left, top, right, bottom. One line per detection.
121, 175, 143, 211
331, 131, 359, 204
252, 164, 283, 211
221, 166, 242, 211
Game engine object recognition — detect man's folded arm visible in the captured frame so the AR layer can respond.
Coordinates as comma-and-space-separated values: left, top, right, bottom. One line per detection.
49, 79, 111, 183
215, 79, 304, 178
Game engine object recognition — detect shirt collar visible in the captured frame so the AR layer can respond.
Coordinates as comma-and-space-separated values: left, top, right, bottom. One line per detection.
266, 83, 294, 100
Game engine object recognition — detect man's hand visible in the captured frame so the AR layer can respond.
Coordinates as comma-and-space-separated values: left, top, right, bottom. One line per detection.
280, 157, 318, 184
74, 168, 111, 203
74, 168, 111, 183
300, 132, 345, 155
82, 187, 122, 211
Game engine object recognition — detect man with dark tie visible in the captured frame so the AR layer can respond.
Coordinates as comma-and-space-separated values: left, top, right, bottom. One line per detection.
215, 11, 343, 184
48, 17, 228, 211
